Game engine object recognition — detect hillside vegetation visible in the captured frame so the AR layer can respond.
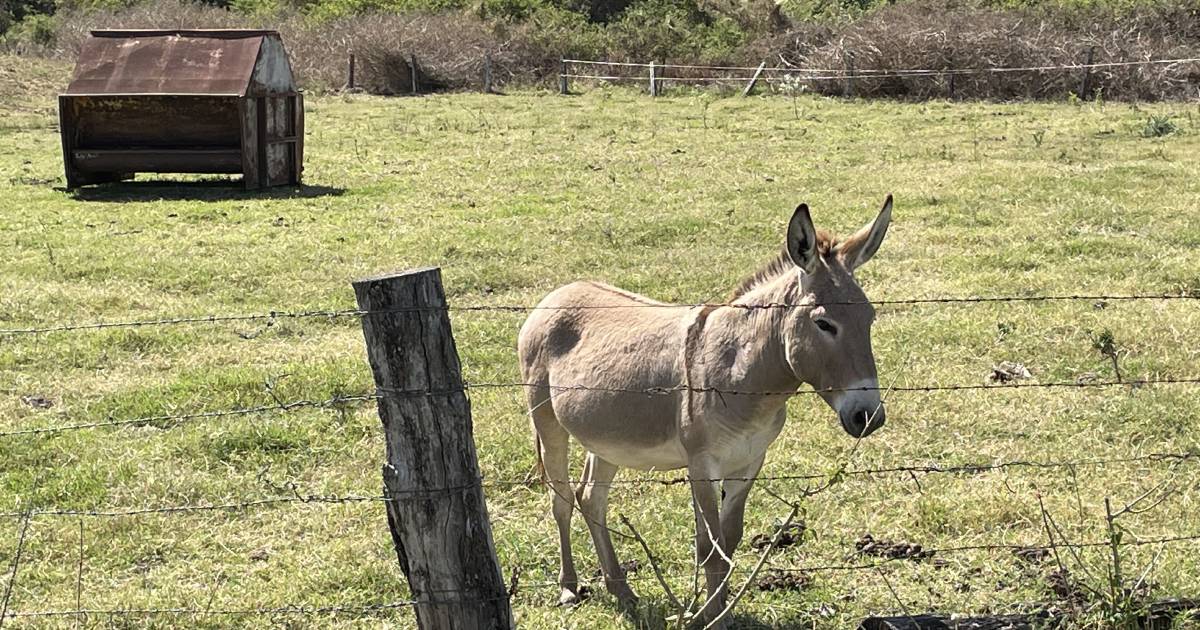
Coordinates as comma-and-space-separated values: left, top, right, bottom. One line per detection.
2, 0, 1199, 99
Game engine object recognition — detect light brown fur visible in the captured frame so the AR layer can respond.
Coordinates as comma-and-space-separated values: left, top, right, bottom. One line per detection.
518, 197, 893, 627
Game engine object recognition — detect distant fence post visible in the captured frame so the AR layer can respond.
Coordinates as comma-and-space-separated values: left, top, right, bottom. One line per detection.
649, 61, 658, 96
347, 53, 356, 91
482, 54, 493, 93
559, 59, 569, 95
946, 54, 955, 100
1079, 46, 1096, 99
844, 51, 856, 98
742, 61, 767, 97
410, 54, 419, 94
353, 268, 513, 630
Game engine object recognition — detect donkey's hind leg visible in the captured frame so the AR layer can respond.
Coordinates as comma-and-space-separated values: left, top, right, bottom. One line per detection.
577, 452, 638, 609
531, 400, 582, 606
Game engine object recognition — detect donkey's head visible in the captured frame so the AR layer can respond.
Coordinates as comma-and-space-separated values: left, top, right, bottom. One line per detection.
781, 196, 893, 438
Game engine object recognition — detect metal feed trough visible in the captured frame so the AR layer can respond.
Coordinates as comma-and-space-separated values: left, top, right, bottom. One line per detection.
59, 29, 303, 189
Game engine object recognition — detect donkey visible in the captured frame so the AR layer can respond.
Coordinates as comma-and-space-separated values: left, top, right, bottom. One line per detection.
517, 196, 893, 627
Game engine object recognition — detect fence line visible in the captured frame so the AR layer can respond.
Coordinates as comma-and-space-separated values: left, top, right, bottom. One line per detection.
2, 292, 1196, 336
0, 393, 377, 437
3, 530, 1198, 620
562, 56, 1200, 76
5, 375, 1200, 438
6, 285, 1200, 624
561, 56, 1200, 85
3, 449, 1195, 519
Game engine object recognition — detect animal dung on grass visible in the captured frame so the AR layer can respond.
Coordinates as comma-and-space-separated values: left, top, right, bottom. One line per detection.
855, 533, 935, 561
750, 521, 807, 550
59, 29, 304, 190
756, 569, 811, 592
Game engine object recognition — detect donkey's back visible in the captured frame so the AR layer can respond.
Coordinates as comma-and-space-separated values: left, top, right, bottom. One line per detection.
517, 280, 691, 470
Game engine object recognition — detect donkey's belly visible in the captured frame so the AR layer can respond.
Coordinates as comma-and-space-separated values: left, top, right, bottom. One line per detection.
553, 390, 689, 470
586, 436, 689, 471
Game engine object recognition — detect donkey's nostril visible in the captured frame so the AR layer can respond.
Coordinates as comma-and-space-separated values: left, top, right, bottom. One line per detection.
841, 406, 884, 438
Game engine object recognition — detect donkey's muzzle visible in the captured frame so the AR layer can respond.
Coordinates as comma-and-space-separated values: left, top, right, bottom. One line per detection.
841, 405, 885, 438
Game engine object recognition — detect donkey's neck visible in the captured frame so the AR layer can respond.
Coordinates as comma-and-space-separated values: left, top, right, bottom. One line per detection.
700, 271, 805, 406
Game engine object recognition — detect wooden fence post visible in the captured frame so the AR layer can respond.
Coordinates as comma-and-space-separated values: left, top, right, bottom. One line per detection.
482, 54, 493, 93
649, 61, 658, 96
410, 54, 419, 94
353, 268, 513, 630
742, 61, 767, 97
844, 51, 856, 98
559, 59, 569, 95
348, 53, 356, 91
1080, 45, 1096, 100
946, 53, 955, 100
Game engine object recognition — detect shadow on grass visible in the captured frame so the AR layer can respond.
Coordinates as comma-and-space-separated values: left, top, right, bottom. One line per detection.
64, 180, 345, 202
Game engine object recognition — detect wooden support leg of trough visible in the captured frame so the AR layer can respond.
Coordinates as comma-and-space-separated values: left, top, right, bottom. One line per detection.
353, 267, 513, 630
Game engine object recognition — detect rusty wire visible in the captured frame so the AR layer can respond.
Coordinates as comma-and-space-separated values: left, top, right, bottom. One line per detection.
2, 449, 1195, 519
6, 375, 1200, 438
1, 292, 1197, 336
3, 531, 1199, 620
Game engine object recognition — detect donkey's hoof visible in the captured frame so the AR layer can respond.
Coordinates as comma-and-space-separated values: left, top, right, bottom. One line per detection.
557, 585, 590, 606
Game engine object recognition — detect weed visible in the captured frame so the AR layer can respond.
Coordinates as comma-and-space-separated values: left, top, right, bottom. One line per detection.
1142, 115, 1178, 138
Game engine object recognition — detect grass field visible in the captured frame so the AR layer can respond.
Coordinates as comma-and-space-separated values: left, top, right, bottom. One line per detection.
2, 54, 1200, 628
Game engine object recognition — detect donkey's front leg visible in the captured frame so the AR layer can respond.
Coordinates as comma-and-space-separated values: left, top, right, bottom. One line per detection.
688, 456, 732, 629
720, 454, 766, 554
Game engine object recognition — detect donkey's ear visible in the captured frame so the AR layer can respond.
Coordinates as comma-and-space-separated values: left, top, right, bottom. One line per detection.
786, 203, 819, 275
839, 194, 893, 271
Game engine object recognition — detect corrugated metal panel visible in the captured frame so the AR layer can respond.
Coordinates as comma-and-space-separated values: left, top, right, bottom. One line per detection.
63, 30, 275, 96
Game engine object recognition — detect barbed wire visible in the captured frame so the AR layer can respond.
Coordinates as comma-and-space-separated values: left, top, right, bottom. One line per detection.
561, 55, 1200, 79
1, 292, 1196, 336
0, 393, 378, 437
466, 376, 1200, 399
3, 531, 1198, 620
0, 599, 439, 619
3, 450, 1194, 519
6, 375, 1198, 438
563, 56, 1200, 76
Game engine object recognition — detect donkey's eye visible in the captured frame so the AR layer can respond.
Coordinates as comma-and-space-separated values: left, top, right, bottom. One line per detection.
815, 319, 838, 336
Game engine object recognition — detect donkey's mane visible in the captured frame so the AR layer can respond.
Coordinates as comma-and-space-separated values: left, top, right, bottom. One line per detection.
730, 229, 838, 299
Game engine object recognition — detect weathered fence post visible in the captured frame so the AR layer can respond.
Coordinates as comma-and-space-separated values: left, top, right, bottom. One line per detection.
844, 51, 856, 98
559, 59, 569, 95
482, 54, 493, 93
353, 268, 513, 630
742, 61, 767, 97
1079, 45, 1096, 100
946, 53, 955, 100
347, 53, 356, 91
649, 61, 659, 96
410, 54, 419, 94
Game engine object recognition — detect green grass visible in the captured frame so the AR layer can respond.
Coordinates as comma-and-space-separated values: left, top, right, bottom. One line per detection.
2, 55, 1199, 628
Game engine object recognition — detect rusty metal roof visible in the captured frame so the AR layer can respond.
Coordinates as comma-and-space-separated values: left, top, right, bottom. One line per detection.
63, 30, 290, 97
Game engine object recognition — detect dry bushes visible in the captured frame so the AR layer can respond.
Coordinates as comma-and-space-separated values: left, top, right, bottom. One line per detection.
287, 13, 558, 93
42, 1, 555, 93
793, 0, 1200, 100
22, 0, 1200, 100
